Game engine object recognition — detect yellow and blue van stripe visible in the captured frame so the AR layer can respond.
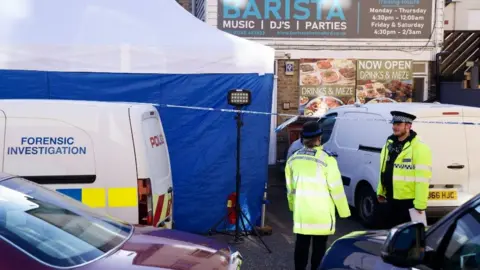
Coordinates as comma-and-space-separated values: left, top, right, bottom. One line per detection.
56, 187, 138, 208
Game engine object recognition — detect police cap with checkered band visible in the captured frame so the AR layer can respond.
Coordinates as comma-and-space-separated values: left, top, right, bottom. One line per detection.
301, 121, 323, 139
390, 110, 417, 124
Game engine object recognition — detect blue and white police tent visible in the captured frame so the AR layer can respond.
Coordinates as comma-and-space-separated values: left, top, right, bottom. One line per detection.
0, 0, 275, 234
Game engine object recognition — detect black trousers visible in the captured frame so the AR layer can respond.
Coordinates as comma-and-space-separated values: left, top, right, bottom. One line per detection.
294, 233, 328, 270
386, 199, 415, 228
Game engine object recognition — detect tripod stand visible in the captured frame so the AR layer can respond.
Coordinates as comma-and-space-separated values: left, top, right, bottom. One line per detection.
208, 109, 272, 253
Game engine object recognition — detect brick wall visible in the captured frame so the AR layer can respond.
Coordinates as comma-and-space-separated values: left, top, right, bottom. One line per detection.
176, 0, 192, 12
276, 59, 300, 160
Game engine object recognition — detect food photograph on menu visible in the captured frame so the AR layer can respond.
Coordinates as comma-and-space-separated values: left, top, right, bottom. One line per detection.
356, 59, 414, 104
299, 58, 356, 117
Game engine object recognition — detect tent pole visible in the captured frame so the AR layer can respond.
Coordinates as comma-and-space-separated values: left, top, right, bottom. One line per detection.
261, 182, 267, 227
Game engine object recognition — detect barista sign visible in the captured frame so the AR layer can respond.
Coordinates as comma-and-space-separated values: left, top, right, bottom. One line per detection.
217, 0, 433, 39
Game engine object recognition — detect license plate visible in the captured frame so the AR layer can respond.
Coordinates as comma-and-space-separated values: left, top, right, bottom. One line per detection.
428, 190, 458, 200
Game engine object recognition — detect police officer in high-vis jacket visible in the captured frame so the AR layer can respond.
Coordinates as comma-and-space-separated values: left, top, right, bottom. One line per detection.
377, 111, 432, 228
285, 121, 351, 270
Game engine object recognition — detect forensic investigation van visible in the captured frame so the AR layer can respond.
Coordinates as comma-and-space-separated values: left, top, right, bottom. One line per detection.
321, 102, 480, 227
0, 99, 173, 229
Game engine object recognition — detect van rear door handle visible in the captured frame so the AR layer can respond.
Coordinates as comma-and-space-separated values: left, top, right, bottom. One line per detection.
447, 164, 465, 169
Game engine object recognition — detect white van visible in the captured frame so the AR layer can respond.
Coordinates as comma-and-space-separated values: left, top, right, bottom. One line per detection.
0, 99, 173, 229
322, 102, 479, 227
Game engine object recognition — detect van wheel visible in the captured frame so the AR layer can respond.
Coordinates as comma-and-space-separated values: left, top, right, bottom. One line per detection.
356, 185, 378, 228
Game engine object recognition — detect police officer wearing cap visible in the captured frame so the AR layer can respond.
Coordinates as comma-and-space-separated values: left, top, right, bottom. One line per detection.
377, 111, 432, 227
285, 121, 351, 270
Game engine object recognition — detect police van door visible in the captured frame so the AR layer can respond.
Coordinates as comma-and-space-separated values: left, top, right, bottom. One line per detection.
461, 107, 480, 196
0, 110, 5, 170
414, 108, 468, 206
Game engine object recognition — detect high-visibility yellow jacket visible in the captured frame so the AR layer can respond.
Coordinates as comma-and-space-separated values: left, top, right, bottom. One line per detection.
285, 146, 351, 235
376, 136, 432, 210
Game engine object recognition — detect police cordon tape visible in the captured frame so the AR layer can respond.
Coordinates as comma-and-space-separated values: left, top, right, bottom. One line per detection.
155, 104, 480, 132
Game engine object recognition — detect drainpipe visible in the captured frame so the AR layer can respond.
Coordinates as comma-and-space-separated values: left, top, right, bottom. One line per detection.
435, 51, 450, 102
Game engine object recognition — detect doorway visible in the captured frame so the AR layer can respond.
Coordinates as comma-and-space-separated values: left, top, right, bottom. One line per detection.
414, 77, 428, 102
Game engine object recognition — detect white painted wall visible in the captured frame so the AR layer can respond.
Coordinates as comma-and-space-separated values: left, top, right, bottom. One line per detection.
206, 0, 445, 61
444, 0, 480, 31
268, 72, 278, 165
278, 49, 434, 62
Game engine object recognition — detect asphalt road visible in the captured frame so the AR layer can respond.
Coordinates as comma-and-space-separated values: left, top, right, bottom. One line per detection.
209, 177, 367, 270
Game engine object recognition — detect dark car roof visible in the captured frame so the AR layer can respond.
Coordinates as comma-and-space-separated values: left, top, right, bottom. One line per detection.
320, 193, 480, 269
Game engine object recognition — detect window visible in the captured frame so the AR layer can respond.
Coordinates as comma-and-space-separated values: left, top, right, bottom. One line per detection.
0, 177, 132, 268
333, 112, 390, 149
426, 220, 451, 251
426, 201, 480, 251
413, 62, 427, 74
319, 113, 337, 144
193, 0, 206, 21
433, 205, 480, 269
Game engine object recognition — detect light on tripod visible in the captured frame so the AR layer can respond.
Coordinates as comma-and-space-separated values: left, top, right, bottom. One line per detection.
208, 88, 271, 253
228, 89, 251, 107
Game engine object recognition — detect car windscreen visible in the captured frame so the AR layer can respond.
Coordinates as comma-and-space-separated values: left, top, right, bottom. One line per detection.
0, 177, 133, 268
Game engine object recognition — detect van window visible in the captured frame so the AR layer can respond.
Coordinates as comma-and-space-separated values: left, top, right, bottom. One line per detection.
319, 113, 338, 144
0, 177, 132, 268
334, 112, 390, 149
